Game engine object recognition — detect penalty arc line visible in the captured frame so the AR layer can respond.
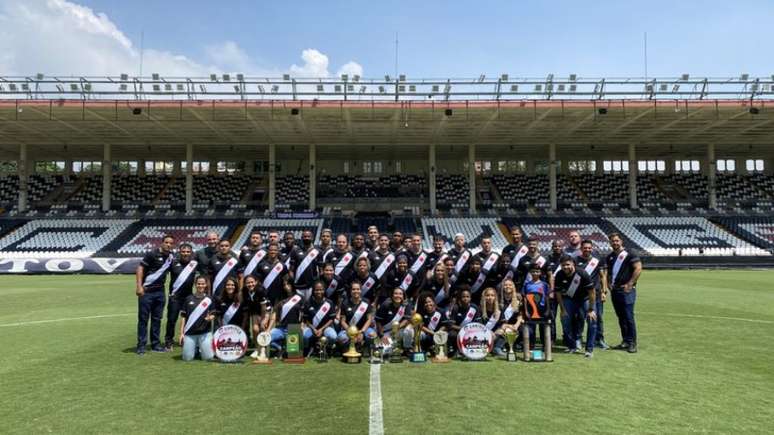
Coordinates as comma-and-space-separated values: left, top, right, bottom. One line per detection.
0, 313, 134, 328
369, 363, 384, 435
638, 311, 774, 325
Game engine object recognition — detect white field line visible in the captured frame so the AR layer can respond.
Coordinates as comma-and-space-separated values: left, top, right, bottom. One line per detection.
639, 311, 774, 325
369, 363, 384, 435
0, 313, 133, 328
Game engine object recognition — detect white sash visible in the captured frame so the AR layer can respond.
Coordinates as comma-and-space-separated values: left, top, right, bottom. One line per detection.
566, 273, 582, 298
373, 253, 395, 279
553, 262, 562, 277
170, 260, 197, 296
409, 251, 428, 274
428, 311, 442, 331
584, 257, 600, 276
212, 257, 238, 292
350, 301, 369, 327
294, 248, 320, 283
358, 251, 369, 259
243, 249, 266, 277
470, 252, 499, 294
612, 250, 628, 286
503, 305, 515, 322
434, 287, 447, 305
434, 253, 448, 267
223, 302, 240, 325
311, 301, 332, 328
509, 245, 529, 269
390, 305, 406, 325
280, 294, 302, 322
335, 252, 354, 276
461, 306, 477, 326
361, 276, 376, 297
454, 250, 471, 274
534, 255, 546, 268
484, 310, 499, 331
262, 262, 284, 289
399, 273, 414, 291
325, 278, 339, 298
143, 253, 173, 287
183, 296, 212, 334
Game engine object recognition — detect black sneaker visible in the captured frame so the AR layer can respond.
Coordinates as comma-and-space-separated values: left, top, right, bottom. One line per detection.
164, 343, 174, 352
136, 347, 145, 356
151, 346, 168, 353
613, 342, 630, 350
627, 343, 638, 353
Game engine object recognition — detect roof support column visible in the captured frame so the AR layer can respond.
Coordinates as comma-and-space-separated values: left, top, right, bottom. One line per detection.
185, 143, 193, 213
18, 144, 28, 212
549, 143, 557, 211
101, 143, 112, 212
268, 143, 276, 212
309, 143, 316, 211
137, 159, 146, 177
429, 143, 437, 215
468, 143, 476, 213
707, 143, 717, 210
628, 143, 638, 210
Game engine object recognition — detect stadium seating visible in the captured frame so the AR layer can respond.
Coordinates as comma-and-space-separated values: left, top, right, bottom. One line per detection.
111, 175, 169, 205
716, 174, 769, 204
710, 217, 774, 252
68, 176, 103, 204
231, 217, 323, 249
319, 174, 425, 198
604, 217, 769, 256
276, 176, 309, 208
108, 219, 241, 256
0, 219, 135, 258
436, 175, 469, 209
159, 174, 257, 206
501, 217, 626, 255
421, 217, 509, 251
574, 173, 628, 204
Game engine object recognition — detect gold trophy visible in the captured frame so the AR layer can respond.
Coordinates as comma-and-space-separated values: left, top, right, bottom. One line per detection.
253, 332, 272, 365
388, 321, 403, 363
409, 313, 426, 363
431, 330, 450, 363
343, 325, 362, 364
318, 336, 329, 363
505, 329, 518, 362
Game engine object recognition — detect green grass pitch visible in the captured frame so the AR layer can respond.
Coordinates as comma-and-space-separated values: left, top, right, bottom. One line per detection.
1, 270, 773, 434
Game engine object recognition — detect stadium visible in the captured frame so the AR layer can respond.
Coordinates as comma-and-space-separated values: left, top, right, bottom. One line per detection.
2, 2, 774, 434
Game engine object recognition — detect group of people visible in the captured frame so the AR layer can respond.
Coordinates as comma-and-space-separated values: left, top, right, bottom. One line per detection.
134, 225, 642, 361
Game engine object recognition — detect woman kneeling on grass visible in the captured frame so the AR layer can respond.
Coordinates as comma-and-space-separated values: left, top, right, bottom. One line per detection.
179, 276, 217, 361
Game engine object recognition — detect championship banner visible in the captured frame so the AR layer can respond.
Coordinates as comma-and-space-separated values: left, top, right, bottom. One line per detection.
0, 257, 141, 274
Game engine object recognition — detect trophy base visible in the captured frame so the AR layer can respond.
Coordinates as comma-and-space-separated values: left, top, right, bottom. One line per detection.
431, 355, 450, 363
343, 354, 362, 364
506, 352, 518, 362
284, 356, 305, 364
409, 352, 427, 363
253, 358, 272, 365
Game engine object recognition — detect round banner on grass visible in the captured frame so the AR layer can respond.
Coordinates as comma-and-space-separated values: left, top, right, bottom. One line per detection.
213, 325, 248, 362
457, 322, 493, 360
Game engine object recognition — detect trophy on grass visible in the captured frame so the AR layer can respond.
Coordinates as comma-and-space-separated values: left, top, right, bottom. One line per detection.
505, 329, 518, 362
369, 331, 383, 364
343, 325, 363, 364
253, 332, 272, 365
317, 336, 329, 363
388, 321, 403, 363
284, 323, 305, 364
432, 330, 450, 363
409, 314, 427, 363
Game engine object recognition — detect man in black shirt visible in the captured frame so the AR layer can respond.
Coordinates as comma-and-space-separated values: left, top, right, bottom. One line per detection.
368, 234, 395, 277
281, 231, 302, 269
350, 233, 368, 259
605, 232, 642, 353
135, 234, 175, 355
292, 230, 322, 302
554, 255, 597, 357
194, 230, 219, 274
576, 239, 609, 350
164, 243, 197, 351
209, 239, 239, 298
390, 231, 404, 253
239, 231, 265, 287
502, 226, 525, 260
257, 243, 290, 306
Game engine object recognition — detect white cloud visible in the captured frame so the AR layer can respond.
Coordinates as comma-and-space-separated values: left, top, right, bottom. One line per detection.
337, 61, 364, 79
0, 0, 362, 79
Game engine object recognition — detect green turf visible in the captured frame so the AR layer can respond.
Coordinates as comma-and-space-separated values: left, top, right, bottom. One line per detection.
1, 271, 773, 434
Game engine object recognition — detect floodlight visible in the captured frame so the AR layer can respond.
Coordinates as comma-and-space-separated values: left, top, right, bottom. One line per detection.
176, 84, 184, 91
409, 85, 416, 92
283, 74, 290, 81
398, 85, 406, 92
9, 83, 17, 91
672, 84, 680, 92
569, 74, 577, 81
70, 84, 79, 91
257, 85, 265, 93
21, 83, 29, 91
510, 84, 518, 92
432, 85, 440, 92
271, 85, 279, 93
334, 85, 342, 92
341, 74, 348, 81
681, 73, 689, 80
546, 73, 554, 81
478, 74, 485, 82
236, 74, 244, 81
557, 84, 565, 91
119, 84, 128, 91
83, 83, 91, 91
569, 84, 577, 92
659, 84, 668, 92
120, 73, 128, 81
534, 84, 542, 91
222, 74, 230, 81
316, 84, 324, 92
233, 85, 241, 93
399, 74, 406, 81
164, 83, 172, 91
378, 86, 385, 93
152, 73, 160, 80
210, 74, 217, 81
56, 84, 64, 92
740, 73, 749, 81
501, 74, 509, 81
353, 75, 360, 82
384, 75, 391, 82
36, 73, 44, 80
152, 84, 160, 91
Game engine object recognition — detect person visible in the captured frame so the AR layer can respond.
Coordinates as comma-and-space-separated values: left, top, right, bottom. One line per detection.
564, 230, 582, 258
495, 279, 524, 356
545, 239, 565, 342
421, 262, 451, 309
416, 293, 449, 354
480, 287, 501, 338
368, 233, 396, 280
337, 281, 376, 353
242, 275, 272, 358
320, 262, 345, 306
521, 266, 551, 349
216, 277, 244, 327
365, 225, 380, 251
502, 226, 525, 260
405, 234, 429, 275
280, 231, 302, 269
453, 256, 481, 296
327, 234, 356, 282
179, 276, 216, 362
135, 234, 175, 355
164, 242, 197, 351
605, 232, 642, 353
269, 280, 304, 353
515, 237, 548, 289
302, 281, 338, 356
256, 243, 289, 305
195, 231, 219, 273
447, 233, 471, 275
447, 288, 481, 356
381, 255, 422, 305
238, 231, 266, 287
318, 228, 334, 258
426, 235, 448, 271
469, 238, 500, 303
389, 231, 404, 253
374, 287, 413, 356
554, 255, 597, 357
291, 229, 322, 302
575, 239, 609, 350
209, 239, 239, 298
350, 233, 368, 259
348, 257, 380, 302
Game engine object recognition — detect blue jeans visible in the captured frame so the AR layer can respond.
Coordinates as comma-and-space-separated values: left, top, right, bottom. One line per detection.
181, 332, 214, 361
137, 291, 166, 349
611, 288, 637, 344
561, 298, 597, 352
303, 326, 338, 354
270, 327, 288, 350
337, 327, 376, 347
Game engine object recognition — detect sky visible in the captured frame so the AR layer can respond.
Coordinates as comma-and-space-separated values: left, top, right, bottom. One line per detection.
1, 0, 772, 79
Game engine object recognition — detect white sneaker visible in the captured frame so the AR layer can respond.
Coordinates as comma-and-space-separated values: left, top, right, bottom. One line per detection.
584, 351, 593, 358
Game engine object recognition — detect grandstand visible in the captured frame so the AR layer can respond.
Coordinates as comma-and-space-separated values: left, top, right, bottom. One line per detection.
1, 75, 774, 271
